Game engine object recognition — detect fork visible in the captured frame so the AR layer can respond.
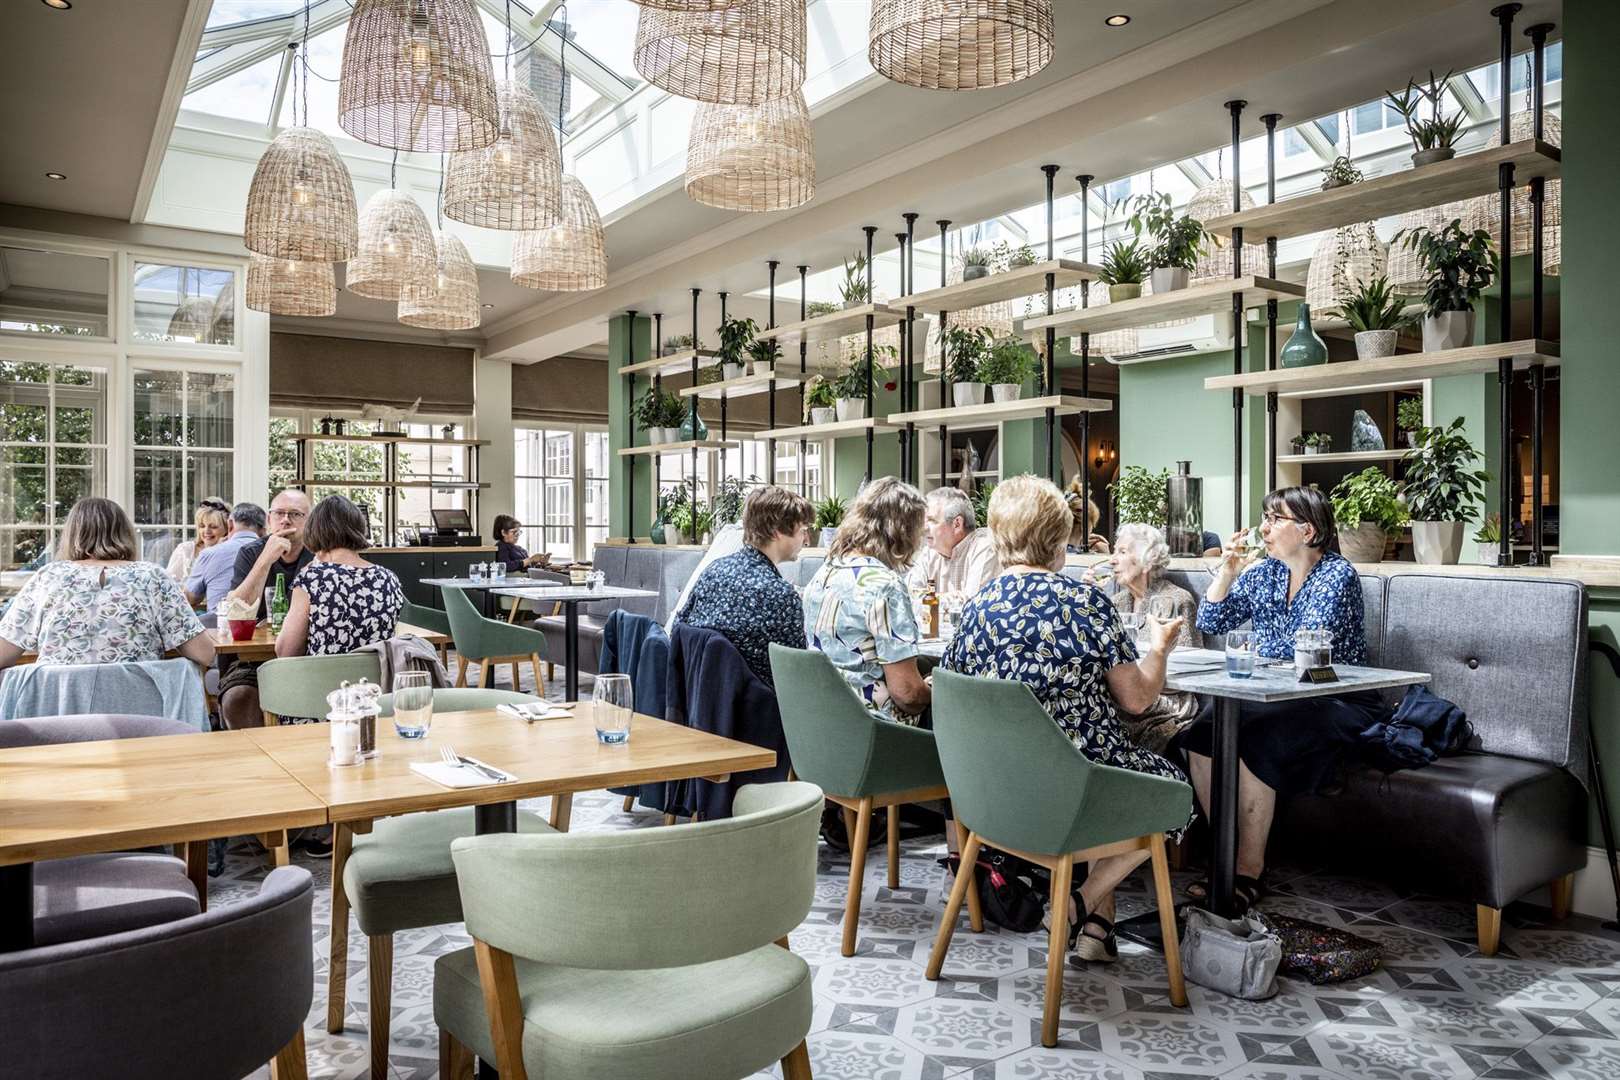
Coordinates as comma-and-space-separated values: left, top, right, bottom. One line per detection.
439, 746, 502, 782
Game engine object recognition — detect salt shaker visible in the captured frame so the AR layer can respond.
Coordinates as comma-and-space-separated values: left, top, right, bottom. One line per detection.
327, 680, 383, 764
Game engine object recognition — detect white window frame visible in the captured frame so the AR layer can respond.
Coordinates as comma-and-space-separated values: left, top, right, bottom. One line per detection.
0, 355, 112, 570
129, 359, 240, 556
514, 421, 608, 562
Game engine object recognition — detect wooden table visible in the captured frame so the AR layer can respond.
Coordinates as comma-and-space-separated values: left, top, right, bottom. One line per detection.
214, 621, 447, 661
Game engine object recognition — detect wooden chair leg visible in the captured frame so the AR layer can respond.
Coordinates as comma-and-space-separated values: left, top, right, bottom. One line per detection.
268, 1028, 308, 1080
841, 797, 873, 957
327, 824, 353, 1033
530, 654, 544, 694
886, 807, 900, 889
781, 1039, 813, 1080
509, 661, 519, 689
549, 792, 573, 832
956, 819, 985, 933
368, 934, 394, 1079
1041, 856, 1074, 1048
478, 659, 492, 688
622, 795, 635, 812
262, 710, 280, 727
474, 939, 531, 1080
663, 812, 677, 826
1550, 872, 1575, 919
183, 840, 208, 913
927, 831, 982, 979
438, 1026, 474, 1080
1477, 904, 1502, 956
1167, 833, 1187, 872
1149, 833, 1188, 1008
454, 660, 468, 688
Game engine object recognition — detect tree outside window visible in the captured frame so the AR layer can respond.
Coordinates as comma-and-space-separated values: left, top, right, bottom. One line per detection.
0, 360, 108, 578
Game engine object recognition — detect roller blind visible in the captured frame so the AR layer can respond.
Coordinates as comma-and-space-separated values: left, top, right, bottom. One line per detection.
270, 333, 474, 413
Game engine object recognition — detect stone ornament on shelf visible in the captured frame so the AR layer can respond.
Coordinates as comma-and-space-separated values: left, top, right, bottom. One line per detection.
1350, 410, 1384, 452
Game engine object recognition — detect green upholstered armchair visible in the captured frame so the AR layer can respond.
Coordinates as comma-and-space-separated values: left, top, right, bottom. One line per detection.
441, 584, 549, 692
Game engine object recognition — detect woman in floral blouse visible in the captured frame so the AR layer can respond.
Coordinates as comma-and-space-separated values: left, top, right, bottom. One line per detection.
276, 495, 404, 657
802, 477, 931, 724
942, 475, 1190, 964
1178, 484, 1375, 911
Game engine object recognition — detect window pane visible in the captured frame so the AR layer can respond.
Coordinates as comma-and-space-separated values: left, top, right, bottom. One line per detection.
585, 431, 610, 478
55, 448, 105, 516
0, 248, 110, 338
586, 479, 608, 527
0, 460, 49, 524
189, 450, 233, 507
134, 449, 184, 526
133, 369, 184, 447
185, 371, 235, 448
132, 261, 236, 345
0, 529, 51, 574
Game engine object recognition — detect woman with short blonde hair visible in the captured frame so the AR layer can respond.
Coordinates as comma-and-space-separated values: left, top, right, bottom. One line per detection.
1066, 479, 1111, 554
989, 474, 1071, 569
166, 498, 228, 584
827, 476, 927, 571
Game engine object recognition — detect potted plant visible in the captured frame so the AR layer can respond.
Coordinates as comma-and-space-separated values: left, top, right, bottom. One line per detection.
1110, 464, 1169, 529
1394, 220, 1498, 352
713, 475, 751, 527
1007, 243, 1037, 269
714, 315, 757, 381
1330, 467, 1408, 563
813, 494, 846, 547
658, 389, 687, 443
1396, 397, 1424, 448
635, 386, 668, 444
1474, 512, 1506, 567
1127, 193, 1205, 294
664, 487, 696, 545
978, 336, 1035, 402
747, 335, 780, 376
832, 351, 891, 421
1402, 417, 1489, 564
1320, 155, 1363, 190
804, 375, 837, 425
1289, 433, 1309, 455
838, 252, 871, 308
652, 487, 687, 544
663, 332, 695, 352
1305, 432, 1333, 455
1332, 275, 1410, 360
961, 246, 995, 281
1097, 239, 1149, 302
939, 325, 991, 406
805, 299, 839, 318
1387, 72, 1465, 167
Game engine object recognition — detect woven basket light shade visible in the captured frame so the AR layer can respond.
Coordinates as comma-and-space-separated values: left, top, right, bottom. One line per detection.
633, 0, 806, 106
1463, 109, 1562, 276
399, 232, 481, 330
685, 91, 815, 211
348, 188, 437, 300
629, 1, 748, 9
247, 255, 336, 317
166, 297, 218, 343
511, 175, 607, 292
868, 0, 1054, 91
1187, 179, 1268, 283
338, 0, 498, 153
1305, 223, 1388, 312
1386, 202, 1474, 295
444, 82, 563, 230
243, 126, 358, 261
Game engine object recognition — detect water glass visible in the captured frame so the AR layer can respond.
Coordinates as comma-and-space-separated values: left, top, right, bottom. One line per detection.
1119, 610, 1143, 645
392, 671, 434, 739
593, 673, 634, 745
588, 569, 606, 593
1225, 629, 1256, 679
469, 563, 485, 584
491, 562, 506, 583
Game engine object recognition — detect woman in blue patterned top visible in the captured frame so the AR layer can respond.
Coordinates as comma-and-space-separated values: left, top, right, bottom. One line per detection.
942, 475, 1192, 963
1178, 485, 1378, 911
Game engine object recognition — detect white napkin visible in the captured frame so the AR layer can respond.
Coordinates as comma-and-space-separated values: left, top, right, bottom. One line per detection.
497, 704, 573, 722
409, 759, 515, 789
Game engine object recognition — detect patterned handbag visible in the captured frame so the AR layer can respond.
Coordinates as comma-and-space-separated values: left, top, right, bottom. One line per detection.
1254, 912, 1382, 984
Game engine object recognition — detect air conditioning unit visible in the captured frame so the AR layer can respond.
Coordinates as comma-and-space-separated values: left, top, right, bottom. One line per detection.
1091, 312, 1241, 366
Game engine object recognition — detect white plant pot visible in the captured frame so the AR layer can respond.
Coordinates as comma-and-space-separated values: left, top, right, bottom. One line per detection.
990, 383, 1022, 403
668, 528, 691, 546
1150, 267, 1189, 294
1338, 524, 1387, 564
1108, 283, 1142, 303
646, 427, 665, 445
842, 299, 865, 310
1422, 311, 1473, 353
721, 362, 744, 381
1412, 520, 1466, 565
952, 382, 987, 407
661, 426, 683, 444
751, 359, 775, 376
835, 398, 867, 421
819, 527, 839, 548
1305, 446, 1324, 455
1354, 329, 1399, 360
810, 406, 837, 426
1478, 542, 1505, 566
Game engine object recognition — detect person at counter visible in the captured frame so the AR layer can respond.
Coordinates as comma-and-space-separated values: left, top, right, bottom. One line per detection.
494, 514, 551, 573
907, 487, 999, 599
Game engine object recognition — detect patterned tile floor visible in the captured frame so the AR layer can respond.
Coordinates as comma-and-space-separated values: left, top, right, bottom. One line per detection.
228, 666, 1620, 1079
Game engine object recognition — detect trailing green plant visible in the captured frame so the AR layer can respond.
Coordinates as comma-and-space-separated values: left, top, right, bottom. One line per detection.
1320, 155, 1363, 187
970, 482, 995, 529
1473, 511, 1502, 544
715, 314, 758, 368
1126, 192, 1206, 271
1396, 397, 1424, 433
1006, 243, 1037, 268
662, 333, 695, 351
803, 374, 836, 412
838, 251, 870, 305
813, 493, 846, 529
977, 336, 1036, 385
805, 300, 839, 318
938, 324, 992, 384
657, 484, 690, 524
713, 475, 757, 525
1386, 71, 1465, 153
1393, 220, 1498, 318
1332, 275, 1411, 333
1330, 467, 1409, 532
746, 336, 780, 370
1110, 464, 1168, 529
1401, 416, 1490, 522
1096, 239, 1149, 286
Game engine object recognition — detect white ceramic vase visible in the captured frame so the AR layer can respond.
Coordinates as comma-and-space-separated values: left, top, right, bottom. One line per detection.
721, 362, 744, 381
646, 427, 665, 445
1422, 311, 1472, 352
990, 383, 1022, 403
1412, 521, 1465, 564
810, 406, 837, 426
952, 382, 987, 407
835, 398, 867, 421
1354, 329, 1399, 360
1150, 267, 1189, 294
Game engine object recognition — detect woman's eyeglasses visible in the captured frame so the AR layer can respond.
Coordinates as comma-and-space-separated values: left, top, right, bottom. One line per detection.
1262, 511, 1299, 527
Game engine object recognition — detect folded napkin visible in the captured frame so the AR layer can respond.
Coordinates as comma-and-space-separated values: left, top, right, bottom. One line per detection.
409, 758, 515, 789
497, 703, 573, 722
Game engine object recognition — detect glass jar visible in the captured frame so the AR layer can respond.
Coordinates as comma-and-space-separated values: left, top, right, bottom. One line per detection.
1294, 629, 1333, 675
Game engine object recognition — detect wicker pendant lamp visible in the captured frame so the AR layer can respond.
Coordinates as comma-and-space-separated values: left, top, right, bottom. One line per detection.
399, 232, 481, 330
1187, 178, 1268, 283
868, 0, 1054, 91
510, 175, 607, 291
685, 91, 815, 211
243, 126, 358, 261
634, 0, 806, 105
339, 0, 499, 153
348, 187, 437, 300
444, 81, 563, 229
629, 0, 747, 9
166, 297, 217, 343
1305, 222, 1388, 312
247, 255, 336, 317
1463, 108, 1562, 275
1070, 281, 1138, 359
1386, 202, 1474, 295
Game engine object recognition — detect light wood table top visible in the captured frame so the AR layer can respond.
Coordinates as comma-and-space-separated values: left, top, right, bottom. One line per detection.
0, 729, 328, 866
214, 621, 447, 660
245, 704, 777, 824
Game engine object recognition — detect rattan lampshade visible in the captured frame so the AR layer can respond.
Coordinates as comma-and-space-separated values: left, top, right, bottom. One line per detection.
868, 0, 1054, 91
629, 1, 748, 9
633, 0, 806, 105
1463, 109, 1562, 276
1186, 179, 1268, 283
398, 232, 480, 329
1305, 222, 1387, 312
348, 188, 436, 300
339, 0, 499, 153
243, 126, 358, 262
1070, 281, 1138, 359
685, 91, 815, 211
444, 81, 563, 229
209, 278, 235, 344
1386, 202, 1474, 295
246, 255, 336, 317
510, 175, 607, 291
166, 297, 217, 343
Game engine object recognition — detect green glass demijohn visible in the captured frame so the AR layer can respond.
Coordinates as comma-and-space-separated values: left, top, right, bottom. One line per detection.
1280, 303, 1329, 368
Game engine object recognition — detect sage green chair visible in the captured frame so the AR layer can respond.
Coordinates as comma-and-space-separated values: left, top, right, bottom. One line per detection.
768, 644, 983, 957
926, 669, 1193, 1047
442, 583, 548, 693
435, 781, 823, 1080
326, 687, 554, 1078
401, 601, 456, 677
257, 653, 380, 727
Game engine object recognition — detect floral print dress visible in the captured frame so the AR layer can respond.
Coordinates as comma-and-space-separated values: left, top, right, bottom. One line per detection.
675, 545, 805, 686
0, 561, 204, 664
802, 555, 922, 723
293, 561, 405, 655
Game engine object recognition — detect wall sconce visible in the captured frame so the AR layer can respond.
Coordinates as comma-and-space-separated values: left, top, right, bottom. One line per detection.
1093, 440, 1117, 471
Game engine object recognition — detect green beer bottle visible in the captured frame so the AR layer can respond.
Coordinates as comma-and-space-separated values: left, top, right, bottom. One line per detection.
270, 573, 289, 632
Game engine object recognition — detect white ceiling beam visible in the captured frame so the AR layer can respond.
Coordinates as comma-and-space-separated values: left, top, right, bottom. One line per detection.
1450, 72, 1492, 124
1175, 158, 1213, 187
1297, 119, 1340, 162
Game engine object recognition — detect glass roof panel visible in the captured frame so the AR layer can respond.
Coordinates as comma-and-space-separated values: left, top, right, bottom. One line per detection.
183, 52, 284, 123
556, 0, 640, 80
277, 23, 345, 135
206, 0, 303, 30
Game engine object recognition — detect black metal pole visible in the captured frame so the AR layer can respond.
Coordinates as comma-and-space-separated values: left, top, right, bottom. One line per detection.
895, 230, 910, 483
937, 219, 950, 492
863, 225, 876, 481
1077, 174, 1092, 531
1227, 99, 1247, 531
653, 313, 662, 510
626, 308, 637, 542
1493, 3, 1518, 564
797, 265, 808, 498
1262, 112, 1281, 495
904, 212, 919, 481
690, 288, 700, 518
1042, 164, 1059, 483
767, 261, 778, 485
1527, 19, 1553, 566
718, 290, 729, 487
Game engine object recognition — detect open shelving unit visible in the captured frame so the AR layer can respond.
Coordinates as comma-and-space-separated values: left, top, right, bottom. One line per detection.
1021, 276, 1305, 338
288, 432, 490, 546
751, 302, 906, 347
678, 370, 806, 400
617, 348, 718, 378
1206, 341, 1561, 397
897, 259, 1099, 314
757, 416, 899, 441
1274, 450, 1406, 466
888, 394, 1110, 427
615, 438, 739, 458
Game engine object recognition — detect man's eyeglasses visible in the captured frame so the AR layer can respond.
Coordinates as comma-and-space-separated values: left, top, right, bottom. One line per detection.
269, 508, 308, 522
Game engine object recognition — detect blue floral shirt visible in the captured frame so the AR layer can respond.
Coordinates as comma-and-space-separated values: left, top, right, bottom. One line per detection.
803, 555, 921, 721
1195, 552, 1367, 665
675, 545, 805, 686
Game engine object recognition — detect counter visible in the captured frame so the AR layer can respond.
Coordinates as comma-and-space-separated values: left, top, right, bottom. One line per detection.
369, 545, 497, 554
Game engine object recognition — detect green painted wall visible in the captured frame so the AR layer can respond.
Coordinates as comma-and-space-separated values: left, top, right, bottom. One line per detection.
607, 313, 652, 538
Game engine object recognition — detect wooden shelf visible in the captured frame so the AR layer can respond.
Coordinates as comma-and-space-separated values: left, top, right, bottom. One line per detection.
290, 479, 488, 489
897, 260, 1101, 314
616, 438, 739, 457
1204, 140, 1561, 242
753, 303, 905, 346
888, 394, 1112, 427
291, 433, 490, 446
618, 348, 719, 377
1277, 450, 1407, 465
757, 416, 900, 440
1206, 340, 1560, 396
1021, 277, 1304, 337
678, 370, 804, 400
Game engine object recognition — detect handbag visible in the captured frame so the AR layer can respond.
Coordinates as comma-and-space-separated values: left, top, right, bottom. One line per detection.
1179, 907, 1282, 1000
1254, 912, 1382, 984
937, 850, 1047, 933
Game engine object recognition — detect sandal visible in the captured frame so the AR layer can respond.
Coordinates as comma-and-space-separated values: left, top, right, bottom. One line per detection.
1041, 889, 1086, 951
1074, 913, 1119, 963
1184, 875, 1266, 914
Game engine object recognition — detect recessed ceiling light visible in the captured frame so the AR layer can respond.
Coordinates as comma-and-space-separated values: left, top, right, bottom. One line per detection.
44, 172, 66, 181
1104, 14, 1130, 27
482, 303, 494, 309
42, 0, 72, 10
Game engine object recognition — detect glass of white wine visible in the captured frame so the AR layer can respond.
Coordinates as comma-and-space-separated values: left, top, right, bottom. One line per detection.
392, 671, 433, 740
